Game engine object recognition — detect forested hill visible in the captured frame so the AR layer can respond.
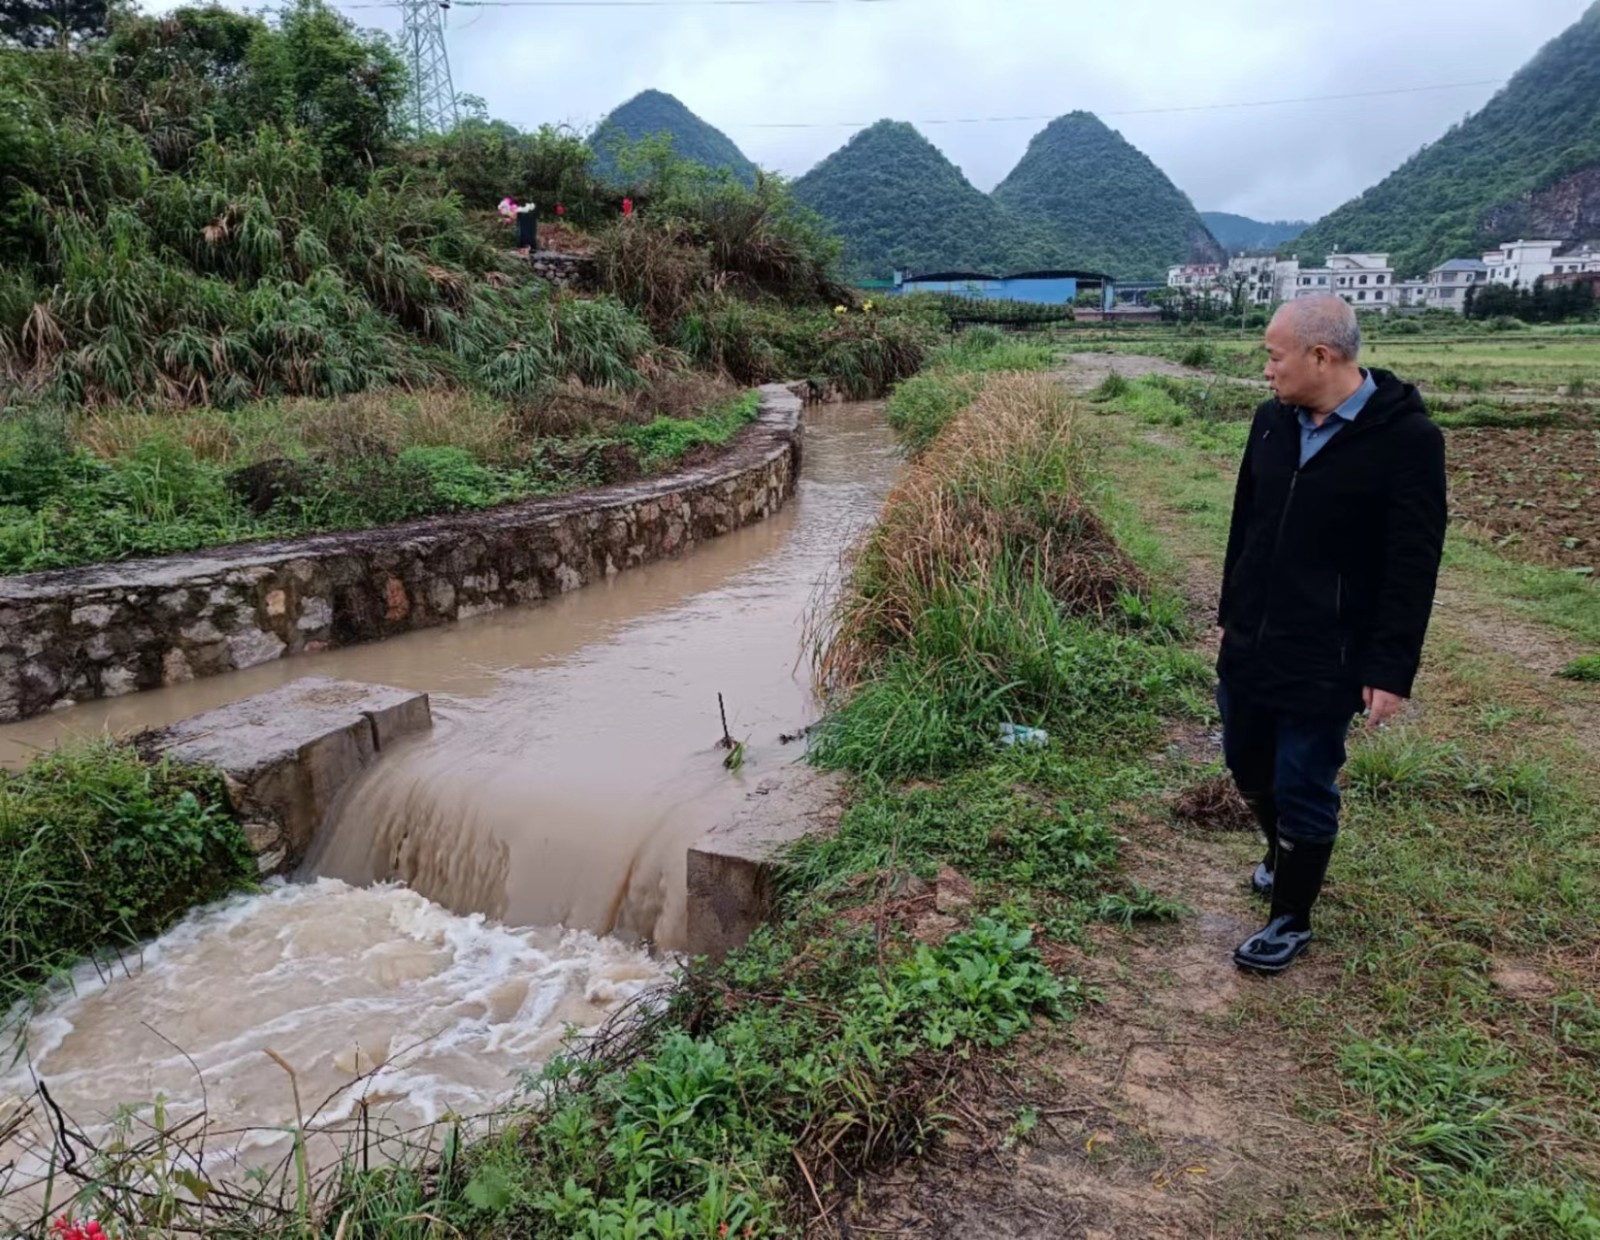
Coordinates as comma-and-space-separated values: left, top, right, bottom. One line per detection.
591, 90, 759, 185
1292, 2, 1600, 275
791, 121, 1033, 278
1201, 212, 1308, 253
992, 112, 1224, 279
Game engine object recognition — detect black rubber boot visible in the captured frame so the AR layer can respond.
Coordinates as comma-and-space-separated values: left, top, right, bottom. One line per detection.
1239, 788, 1278, 898
1234, 836, 1334, 975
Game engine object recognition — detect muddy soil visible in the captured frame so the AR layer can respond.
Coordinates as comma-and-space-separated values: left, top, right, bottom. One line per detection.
838, 821, 1343, 1240
1447, 426, 1600, 567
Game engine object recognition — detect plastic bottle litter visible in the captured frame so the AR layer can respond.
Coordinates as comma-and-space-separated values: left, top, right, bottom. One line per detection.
997, 722, 1051, 749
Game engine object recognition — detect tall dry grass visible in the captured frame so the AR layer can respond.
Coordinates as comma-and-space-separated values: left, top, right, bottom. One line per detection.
73, 390, 524, 468
813, 372, 1145, 697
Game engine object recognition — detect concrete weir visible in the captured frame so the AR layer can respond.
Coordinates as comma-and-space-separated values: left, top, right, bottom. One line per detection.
145, 677, 431, 875
686, 764, 845, 960
151, 674, 838, 946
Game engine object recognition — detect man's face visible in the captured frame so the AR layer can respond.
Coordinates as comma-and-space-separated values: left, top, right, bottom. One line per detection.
1263, 317, 1319, 406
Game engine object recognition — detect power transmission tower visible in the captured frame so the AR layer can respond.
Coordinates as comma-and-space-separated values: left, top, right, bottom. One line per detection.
399, 0, 459, 136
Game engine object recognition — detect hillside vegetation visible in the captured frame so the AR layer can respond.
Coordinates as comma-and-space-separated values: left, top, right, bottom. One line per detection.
0, 3, 935, 573
590, 89, 759, 187
992, 112, 1223, 279
791, 120, 1032, 278
794, 113, 1224, 281
1200, 211, 1308, 253
1292, 1, 1600, 274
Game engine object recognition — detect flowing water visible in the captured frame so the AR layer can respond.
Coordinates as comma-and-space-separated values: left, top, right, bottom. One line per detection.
0, 402, 898, 1200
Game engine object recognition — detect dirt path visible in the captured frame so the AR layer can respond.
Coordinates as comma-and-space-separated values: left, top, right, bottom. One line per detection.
1051, 352, 1218, 394
831, 356, 1599, 1237
842, 724, 1338, 1239
838, 363, 1332, 1238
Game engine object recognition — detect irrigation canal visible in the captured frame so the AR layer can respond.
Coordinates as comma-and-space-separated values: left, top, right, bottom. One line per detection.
0, 400, 899, 1191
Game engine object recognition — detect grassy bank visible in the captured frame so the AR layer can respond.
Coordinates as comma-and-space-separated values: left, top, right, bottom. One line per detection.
1086, 372, 1600, 1236
2, 5, 940, 578
1, 744, 253, 1034
1091, 367, 1600, 648
4, 340, 1202, 1238
0, 386, 764, 574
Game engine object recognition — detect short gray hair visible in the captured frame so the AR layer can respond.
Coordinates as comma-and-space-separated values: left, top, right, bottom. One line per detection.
1274, 295, 1362, 361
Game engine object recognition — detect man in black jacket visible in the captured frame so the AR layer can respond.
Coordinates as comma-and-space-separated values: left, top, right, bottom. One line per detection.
1218, 295, 1447, 974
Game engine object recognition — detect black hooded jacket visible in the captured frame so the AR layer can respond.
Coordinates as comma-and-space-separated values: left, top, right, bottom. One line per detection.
1217, 367, 1448, 716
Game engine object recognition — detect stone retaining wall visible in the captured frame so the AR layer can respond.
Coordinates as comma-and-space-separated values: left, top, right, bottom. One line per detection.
525, 251, 598, 291
0, 385, 804, 723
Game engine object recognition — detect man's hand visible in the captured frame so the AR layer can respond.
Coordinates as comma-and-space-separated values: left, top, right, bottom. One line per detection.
1363, 687, 1405, 729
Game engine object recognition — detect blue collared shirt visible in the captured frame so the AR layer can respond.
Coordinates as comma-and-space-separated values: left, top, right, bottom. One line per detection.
1297, 369, 1376, 466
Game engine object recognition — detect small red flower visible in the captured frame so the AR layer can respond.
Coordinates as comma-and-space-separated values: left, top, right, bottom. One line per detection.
50, 1220, 108, 1240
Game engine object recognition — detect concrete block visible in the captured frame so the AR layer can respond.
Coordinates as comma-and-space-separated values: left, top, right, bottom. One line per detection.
685, 763, 843, 961
146, 677, 431, 873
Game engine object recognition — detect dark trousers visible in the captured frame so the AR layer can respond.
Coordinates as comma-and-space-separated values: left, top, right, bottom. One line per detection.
1218, 680, 1354, 846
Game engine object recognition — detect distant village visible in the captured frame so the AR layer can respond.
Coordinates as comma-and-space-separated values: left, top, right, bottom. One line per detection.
1167, 238, 1600, 314
863, 238, 1600, 322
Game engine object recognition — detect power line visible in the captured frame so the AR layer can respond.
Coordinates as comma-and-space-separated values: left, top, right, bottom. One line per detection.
723, 79, 1509, 129
338, 0, 902, 7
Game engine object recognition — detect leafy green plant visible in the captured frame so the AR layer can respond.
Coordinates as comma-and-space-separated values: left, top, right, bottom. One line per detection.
1, 743, 253, 1030
622, 392, 759, 470
1558, 653, 1600, 681
1092, 884, 1186, 927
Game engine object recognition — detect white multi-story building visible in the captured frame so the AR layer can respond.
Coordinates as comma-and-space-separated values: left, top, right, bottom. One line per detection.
1167, 264, 1222, 290
1223, 254, 1302, 306
1551, 242, 1600, 275
1328, 252, 1395, 311
1169, 255, 1304, 308
1425, 258, 1489, 312
1287, 252, 1394, 311
1393, 279, 1429, 308
1481, 239, 1565, 286
1292, 265, 1334, 296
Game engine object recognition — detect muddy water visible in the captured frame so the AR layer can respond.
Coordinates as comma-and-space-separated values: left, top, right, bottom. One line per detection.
310, 402, 898, 947
0, 402, 897, 1192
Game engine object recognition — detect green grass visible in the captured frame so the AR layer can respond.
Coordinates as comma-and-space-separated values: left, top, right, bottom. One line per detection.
1, 743, 254, 1036
1087, 395, 1600, 1238
0, 391, 764, 574
1060, 325, 1600, 400
620, 391, 759, 470
884, 327, 1054, 455
1091, 376, 1600, 648
1559, 653, 1600, 681
1442, 535, 1600, 647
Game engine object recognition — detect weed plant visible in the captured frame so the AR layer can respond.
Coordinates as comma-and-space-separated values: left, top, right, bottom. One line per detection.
884, 326, 1053, 456
0, 743, 252, 1034
0, 391, 761, 573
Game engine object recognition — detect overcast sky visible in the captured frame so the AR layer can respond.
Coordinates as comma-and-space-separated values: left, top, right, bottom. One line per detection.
197, 0, 1593, 221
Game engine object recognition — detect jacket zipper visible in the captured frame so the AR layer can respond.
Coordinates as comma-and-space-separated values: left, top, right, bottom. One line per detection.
1255, 466, 1299, 644
1336, 573, 1346, 665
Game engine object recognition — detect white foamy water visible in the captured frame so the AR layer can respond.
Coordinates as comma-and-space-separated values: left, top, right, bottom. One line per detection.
1, 879, 668, 1190
0, 401, 899, 1220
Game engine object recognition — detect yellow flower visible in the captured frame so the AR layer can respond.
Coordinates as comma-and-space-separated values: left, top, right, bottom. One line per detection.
833, 305, 847, 315
863, 299, 875, 312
